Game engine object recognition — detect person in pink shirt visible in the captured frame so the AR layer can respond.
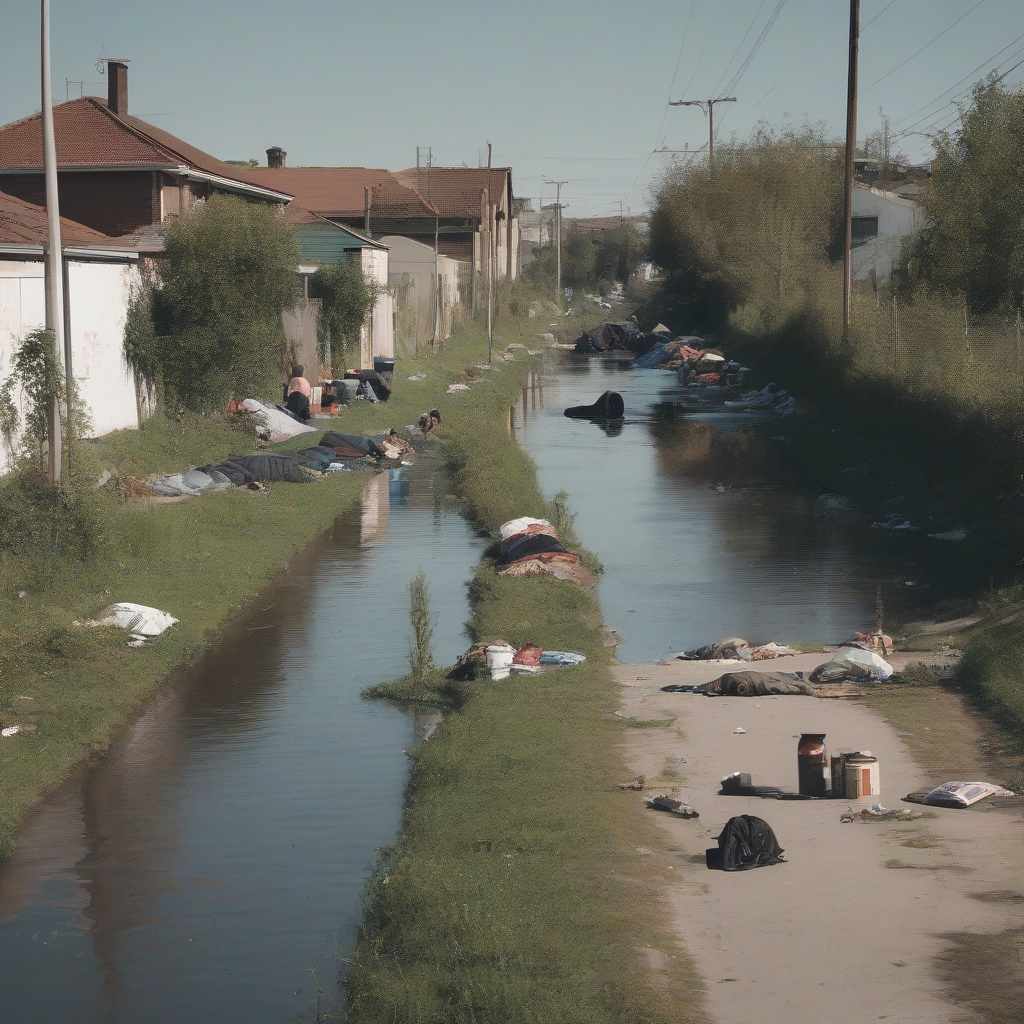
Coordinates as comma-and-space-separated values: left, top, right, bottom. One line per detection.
287, 364, 311, 399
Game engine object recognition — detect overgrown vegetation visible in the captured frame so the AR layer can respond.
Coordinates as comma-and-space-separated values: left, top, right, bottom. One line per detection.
525, 220, 645, 295
407, 568, 436, 683
309, 257, 377, 371
124, 194, 300, 411
958, 625, 1024, 733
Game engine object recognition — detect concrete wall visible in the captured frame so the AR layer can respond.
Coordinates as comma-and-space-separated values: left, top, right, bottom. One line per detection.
282, 297, 321, 378
360, 247, 394, 365
0, 256, 143, 474
851, 186, 924, 283
381, 235, 469, 354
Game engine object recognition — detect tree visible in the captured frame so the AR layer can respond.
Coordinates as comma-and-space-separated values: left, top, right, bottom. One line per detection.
906, 75, 1024, 314
308, 258, 377, 370
127, 194, 300, 411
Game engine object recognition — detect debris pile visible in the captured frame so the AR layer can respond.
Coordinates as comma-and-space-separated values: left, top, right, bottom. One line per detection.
497, 517, 596, 588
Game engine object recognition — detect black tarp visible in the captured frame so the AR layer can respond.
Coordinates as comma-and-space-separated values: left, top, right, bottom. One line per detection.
564, 391, 625, 420
707, 815, 785, 871
208, 452, 309, 484
501, 533, 568, 564
320, 431, 382, 459
574, 321, 649, 354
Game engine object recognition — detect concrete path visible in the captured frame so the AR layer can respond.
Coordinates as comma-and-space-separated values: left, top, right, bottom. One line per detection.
616, 655, 1023, 1024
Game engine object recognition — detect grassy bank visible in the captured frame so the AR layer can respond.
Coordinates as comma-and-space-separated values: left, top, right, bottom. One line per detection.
348, 358, 705, 1022
0, 319, 543, 861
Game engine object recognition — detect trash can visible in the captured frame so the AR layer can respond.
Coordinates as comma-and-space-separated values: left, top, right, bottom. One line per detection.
373, 356, 396, 378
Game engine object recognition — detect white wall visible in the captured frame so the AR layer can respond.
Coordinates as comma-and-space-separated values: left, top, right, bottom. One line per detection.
850, 186, 924, 283
360, 247, 394, 364
0, 257, 142, 474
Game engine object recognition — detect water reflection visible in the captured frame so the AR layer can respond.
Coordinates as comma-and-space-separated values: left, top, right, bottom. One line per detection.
0, 454, 485, 1024
515, 352, 980, 662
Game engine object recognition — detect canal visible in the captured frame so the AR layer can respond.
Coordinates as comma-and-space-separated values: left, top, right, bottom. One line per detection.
514, 351, 980, 663
0, 455, 485, 1024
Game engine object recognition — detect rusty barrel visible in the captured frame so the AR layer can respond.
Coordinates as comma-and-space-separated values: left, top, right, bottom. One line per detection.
797, 732, 828, 797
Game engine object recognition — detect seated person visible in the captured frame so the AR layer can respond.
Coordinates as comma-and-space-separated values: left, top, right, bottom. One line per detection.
286, 364, 311, 400
417, 409, 442, 436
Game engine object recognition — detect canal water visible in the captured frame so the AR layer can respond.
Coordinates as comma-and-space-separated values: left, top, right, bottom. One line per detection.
0, 454, 485, 1024
514, 351, 979, 663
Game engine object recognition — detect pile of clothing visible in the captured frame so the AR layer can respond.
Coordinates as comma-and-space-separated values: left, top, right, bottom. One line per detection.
633, 336, 705, 369
497, 517, 596, 588
810, 647, 893, 684
674, 637, 798, 662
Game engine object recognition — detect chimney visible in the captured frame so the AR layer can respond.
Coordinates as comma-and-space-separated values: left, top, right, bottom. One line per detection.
107, 60, 129, 116
267, 147, 286, 169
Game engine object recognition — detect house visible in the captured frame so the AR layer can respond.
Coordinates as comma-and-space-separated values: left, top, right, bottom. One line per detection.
393, 166, 519, 281
0, 61, 290, 237
379, 234, 469, 352
850, 185, 925, 283
284, 203, 394, 373
514, 198, 553, 268
0, 191, 145, 474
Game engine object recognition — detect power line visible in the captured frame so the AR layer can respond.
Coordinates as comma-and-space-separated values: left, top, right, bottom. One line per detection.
711, 0, 768, 100
861, 0, 898, 33
859, 0, 986, 95
720, 0, 787, 100
891, 32, 1024, 127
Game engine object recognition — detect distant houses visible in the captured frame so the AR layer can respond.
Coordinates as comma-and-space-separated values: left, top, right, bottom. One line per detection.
0, 58, 526, 461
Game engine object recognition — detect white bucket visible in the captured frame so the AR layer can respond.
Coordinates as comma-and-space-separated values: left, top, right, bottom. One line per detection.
845, 756, 881, 798
485, 645, 515, 676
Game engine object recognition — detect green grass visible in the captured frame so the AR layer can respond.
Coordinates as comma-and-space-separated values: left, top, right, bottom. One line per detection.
0, 317, 547, 861
348, 376, 707, 1022
958, 623, 1024, 735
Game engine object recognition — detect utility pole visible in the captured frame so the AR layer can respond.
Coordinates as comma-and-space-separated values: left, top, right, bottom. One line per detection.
486, 143, 494, 364
842, 0, 860, 343
545, 178, 568, 305
669, 97, 736, 172
40, 0, 65, 484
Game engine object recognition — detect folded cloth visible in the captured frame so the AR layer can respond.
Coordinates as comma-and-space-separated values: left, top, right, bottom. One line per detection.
539, 651, 586, 666
513, 643, 543, 666
499, 517, 553, 543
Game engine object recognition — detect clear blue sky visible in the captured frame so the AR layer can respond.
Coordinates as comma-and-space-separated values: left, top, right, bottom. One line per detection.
2, 0, 1022, 217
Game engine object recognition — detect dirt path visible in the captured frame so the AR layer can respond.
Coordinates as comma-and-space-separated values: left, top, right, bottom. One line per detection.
615, 655, 1024, 1024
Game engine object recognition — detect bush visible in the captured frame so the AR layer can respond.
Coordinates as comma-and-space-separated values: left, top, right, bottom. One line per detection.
308, 258, 377, 370
126, 194, 300, 411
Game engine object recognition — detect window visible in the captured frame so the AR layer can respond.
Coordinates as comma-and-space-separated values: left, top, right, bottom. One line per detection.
852, 216, 879, 246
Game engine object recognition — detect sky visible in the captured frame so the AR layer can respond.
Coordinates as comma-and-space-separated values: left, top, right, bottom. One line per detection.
2, 0, 1023, 218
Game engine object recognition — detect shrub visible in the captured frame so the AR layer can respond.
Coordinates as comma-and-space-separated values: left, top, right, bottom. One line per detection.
308, 258, 377, 370
127, 194, 300, 411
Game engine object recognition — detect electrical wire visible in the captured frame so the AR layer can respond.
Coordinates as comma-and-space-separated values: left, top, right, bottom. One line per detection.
718, 0, 788, 103
861, 0, 899, 33
859, 0, 986, 95
711, 0, 768, 100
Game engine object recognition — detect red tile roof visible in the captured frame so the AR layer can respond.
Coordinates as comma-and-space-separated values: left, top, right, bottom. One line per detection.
237, 166, 437, 220
0, 97, 288, 197
393, 167, 512, 219
0, 189, 132, 248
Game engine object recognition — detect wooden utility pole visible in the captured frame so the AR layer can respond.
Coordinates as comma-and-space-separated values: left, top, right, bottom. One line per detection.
842, 0, 861, 343
545, 178, 568, 305
40, 0, 65, 484
669, 97, 736, 173
483, 186, 492, 363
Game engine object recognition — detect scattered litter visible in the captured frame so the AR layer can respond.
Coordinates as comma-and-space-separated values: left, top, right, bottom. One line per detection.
407, 373, 426, 381
673, 637, 798, 662
910, 781, 1017, 808
17, 591, 26, 599
840, 804, 921, 823
76, 602, 179, 637
447, 383, 470, 393
707, 815, 784, 870
646, 795, 699, 818
539, 651, 586, 666
96, 469, 113, 488
2, 726, 21, 738
929, 529, 967, 541
842, 631, 894, 656
618, 776, 648, 791
811, 647, 892, 683
733, 726, 747, 734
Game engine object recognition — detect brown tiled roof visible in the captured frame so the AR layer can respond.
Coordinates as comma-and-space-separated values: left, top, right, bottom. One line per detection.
394, 167, 512, 219
0, 189, 132, 248
0, 97, 288, 196
238, 167, 437, 220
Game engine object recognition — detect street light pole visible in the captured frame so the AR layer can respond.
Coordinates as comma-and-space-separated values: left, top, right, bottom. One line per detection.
40, 0, 66, 484
669, 97, 737, 173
